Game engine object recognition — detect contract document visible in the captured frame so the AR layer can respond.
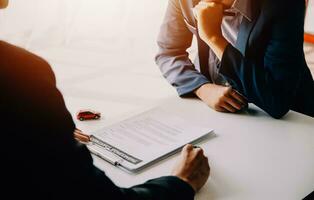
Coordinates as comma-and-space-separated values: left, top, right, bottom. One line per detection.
87, 107, 214, 172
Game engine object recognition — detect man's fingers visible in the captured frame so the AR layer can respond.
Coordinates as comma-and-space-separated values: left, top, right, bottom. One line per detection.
193, 4, 207, 19
192, 149, 207, 166
201, 0, 221, 3
183, 144, 194, 153
195, 3, 208, 10
215, 106, 229, 113
224, 96, 242, 110
193, 1, 223, 21
221, 102, 237, 113
183, 144, 204, 160
201, 156, 210, 172
195, 1, 221, 13
199, 1, 224, 11
194, 147, 204, 157
201, 0, 228, 9
230, 90, 247, 105
189, 147, 204, 159
199, 1, 216, 7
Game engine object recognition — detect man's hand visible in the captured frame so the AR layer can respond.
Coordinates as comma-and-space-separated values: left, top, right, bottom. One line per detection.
172, 144, 210, 192
195, 83, 248, 113
193, 1, 229, 60
194, 1, 224, 42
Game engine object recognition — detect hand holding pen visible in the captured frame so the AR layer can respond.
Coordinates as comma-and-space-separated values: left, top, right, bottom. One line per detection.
74, 128, 90, 143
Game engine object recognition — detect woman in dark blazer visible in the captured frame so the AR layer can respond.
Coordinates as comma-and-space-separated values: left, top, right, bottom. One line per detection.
156, 0, 314, 118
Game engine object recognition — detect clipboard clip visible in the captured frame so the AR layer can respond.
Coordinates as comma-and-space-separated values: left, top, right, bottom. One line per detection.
87, 145, 123, 166
74, 129, 123, 166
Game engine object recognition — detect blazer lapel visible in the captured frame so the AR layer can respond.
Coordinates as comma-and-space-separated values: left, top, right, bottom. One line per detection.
236, 18, 255, 55
235, 0, 261, 56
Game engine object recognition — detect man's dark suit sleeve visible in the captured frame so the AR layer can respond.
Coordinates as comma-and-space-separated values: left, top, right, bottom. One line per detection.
0, 41, 195, 200
219, 0, 307, 119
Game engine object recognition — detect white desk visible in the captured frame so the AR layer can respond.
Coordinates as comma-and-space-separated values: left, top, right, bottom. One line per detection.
1, 1, 313, 198
70, 96, 314, 200
33, 41, 313, 200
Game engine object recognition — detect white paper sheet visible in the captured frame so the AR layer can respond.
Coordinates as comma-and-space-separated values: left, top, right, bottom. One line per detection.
89, 106, 214, 172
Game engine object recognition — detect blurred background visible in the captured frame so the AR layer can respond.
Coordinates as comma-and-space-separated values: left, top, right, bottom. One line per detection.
0, 0, 176, 121
0, 0, 313, 122
0, 0, 165, 51
305, 0, 314, 35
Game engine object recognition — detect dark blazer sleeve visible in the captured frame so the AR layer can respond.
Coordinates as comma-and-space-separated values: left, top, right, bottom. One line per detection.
0, 41, 195, 200
219, 0, 306, 119
155, 0, 210, 96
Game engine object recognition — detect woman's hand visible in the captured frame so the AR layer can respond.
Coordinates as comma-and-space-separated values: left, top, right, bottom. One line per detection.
195, 83, 248, 113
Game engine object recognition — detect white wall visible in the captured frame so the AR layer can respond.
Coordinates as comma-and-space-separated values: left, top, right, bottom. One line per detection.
305, 0, 314, 34
0, 0, 168, 52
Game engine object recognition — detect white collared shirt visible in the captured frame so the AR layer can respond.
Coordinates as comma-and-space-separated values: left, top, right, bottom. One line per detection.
208, 0, 253, 84
222, 0, 253, 45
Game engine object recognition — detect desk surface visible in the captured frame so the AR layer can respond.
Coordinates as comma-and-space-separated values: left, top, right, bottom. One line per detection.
71, 96, 314, 200
1, 3, 313, 197
34, 44, 313, 200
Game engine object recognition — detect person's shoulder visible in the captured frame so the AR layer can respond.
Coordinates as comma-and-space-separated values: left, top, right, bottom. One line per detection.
261, 0, 304, 12
262, 0, 303, 6
260, 0, 305, 18
0, 40, 46, 63
0, 40, 56, 85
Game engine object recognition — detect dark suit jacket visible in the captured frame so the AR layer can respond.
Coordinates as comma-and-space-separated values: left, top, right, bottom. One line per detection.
156, 0, 314, 119
0, 41, 195, 200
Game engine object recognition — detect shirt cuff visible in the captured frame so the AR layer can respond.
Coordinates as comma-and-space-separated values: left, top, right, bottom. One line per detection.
176, 76, 210, 97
